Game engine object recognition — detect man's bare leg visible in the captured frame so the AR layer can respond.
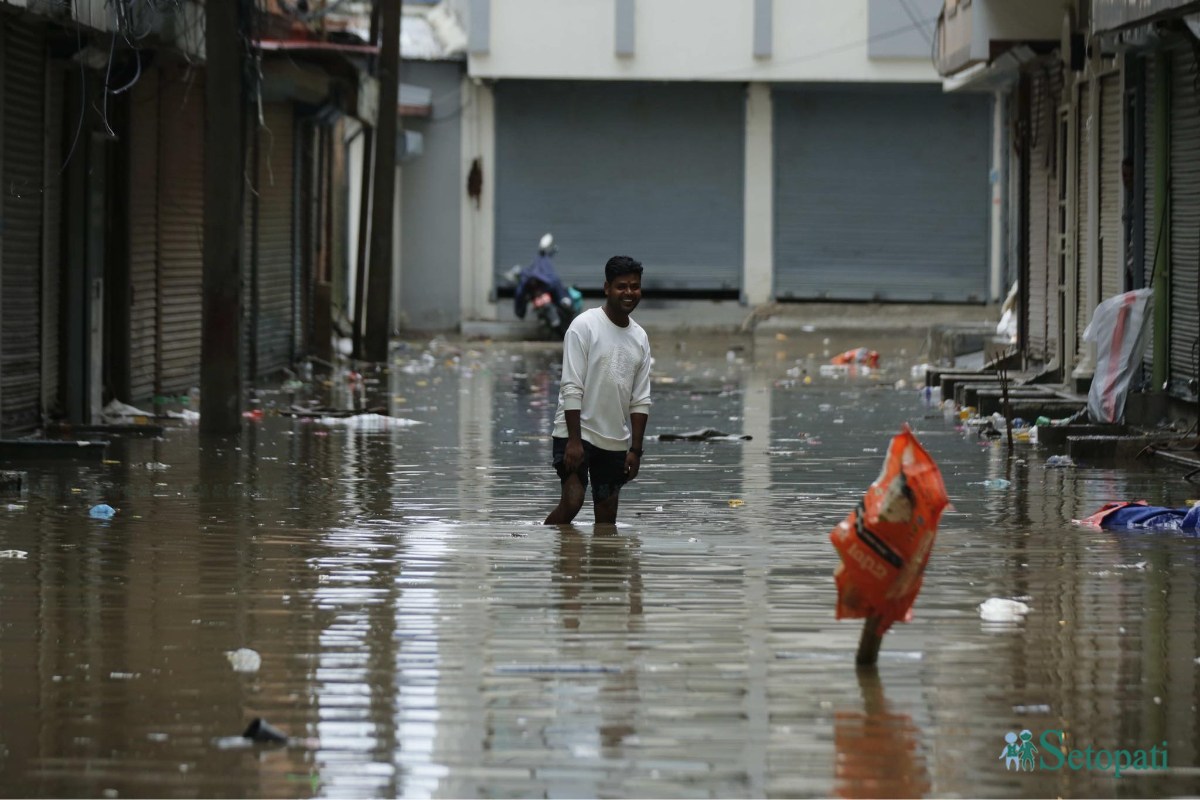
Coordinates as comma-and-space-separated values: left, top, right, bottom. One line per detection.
593, 490, 620, 525
545, 474, 585, 524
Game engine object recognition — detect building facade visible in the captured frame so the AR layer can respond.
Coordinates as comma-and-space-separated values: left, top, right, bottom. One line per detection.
937, 0, 1200, 423
445, 0, 995, 325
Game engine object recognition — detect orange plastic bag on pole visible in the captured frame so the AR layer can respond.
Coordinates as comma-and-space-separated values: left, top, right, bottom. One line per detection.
830, 425, 949, 635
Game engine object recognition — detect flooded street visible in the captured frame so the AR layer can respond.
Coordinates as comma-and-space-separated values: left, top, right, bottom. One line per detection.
2, 332, 1199, 798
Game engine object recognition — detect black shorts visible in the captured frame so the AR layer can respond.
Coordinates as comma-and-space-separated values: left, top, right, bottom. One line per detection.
552, 437, 627, 501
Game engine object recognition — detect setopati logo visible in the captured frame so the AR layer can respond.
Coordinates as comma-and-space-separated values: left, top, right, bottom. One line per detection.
1001, 729, 1168, 778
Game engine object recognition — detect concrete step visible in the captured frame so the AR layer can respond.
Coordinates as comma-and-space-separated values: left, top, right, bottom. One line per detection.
1036, 423, 1127, 450
49, 424, 165, 438
975, 388, 1058, 415
1067, 435, 1159, 462
0, 440, 109, 463
1005, 398, 1087, 419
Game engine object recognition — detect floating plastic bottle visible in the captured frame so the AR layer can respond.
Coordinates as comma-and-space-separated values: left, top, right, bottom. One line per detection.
88, 504, 116, 520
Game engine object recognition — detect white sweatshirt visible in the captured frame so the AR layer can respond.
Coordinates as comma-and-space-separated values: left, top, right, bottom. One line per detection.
552, 307, 652, 451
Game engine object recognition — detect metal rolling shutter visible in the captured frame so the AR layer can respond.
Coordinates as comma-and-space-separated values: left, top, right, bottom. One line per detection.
253, 103, 295, 378
42, 59, 63, 419
1170, 45, 1200, 397
1076, 82, 1091, 363
1143, 56, 1157, 376
1027, 69, 1055, 361
1046, 67, 1064, 363
157, 67, 204, 397
1, 19, 46, 434
128, 67, 159, 405
1099, 73, 1123, 301
494, 80, 744, 292
773, 84, 989, 301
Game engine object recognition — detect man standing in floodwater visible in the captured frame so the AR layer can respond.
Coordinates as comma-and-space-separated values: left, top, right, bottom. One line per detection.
544, 256, 652, 525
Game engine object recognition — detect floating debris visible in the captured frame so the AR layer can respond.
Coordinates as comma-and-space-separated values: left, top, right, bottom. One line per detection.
979, 598, 1031, 622
225, 648, 262, 673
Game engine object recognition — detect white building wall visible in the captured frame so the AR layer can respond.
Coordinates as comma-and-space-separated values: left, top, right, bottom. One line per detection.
468, 0, 938, 82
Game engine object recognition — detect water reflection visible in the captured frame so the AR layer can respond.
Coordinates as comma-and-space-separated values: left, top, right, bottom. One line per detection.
1, 333, 1199, 797
834, 668, 930, 798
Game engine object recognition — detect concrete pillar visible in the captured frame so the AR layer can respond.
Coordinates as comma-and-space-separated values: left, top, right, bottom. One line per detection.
990, 90, 1005, 304
460, 77, 497, 323
743, 82, 773, 305
392, 168, 403, 331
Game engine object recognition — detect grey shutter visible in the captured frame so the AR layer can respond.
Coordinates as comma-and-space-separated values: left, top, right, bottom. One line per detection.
129, 67, 159, 405
1, 19, 46, 434
773, 84, 989, 301
1075, 81, 1091, 363
1143, 56, 1157, 377
1027, 68, 1055, 362
42, 59, 63, 419
157, 66, 204, 397
494, 80, 744, 292
1046, 68, 1064, 364
253, 103, 295, 378
1170, 45, 1200, 397
1099, 73, 1123, 301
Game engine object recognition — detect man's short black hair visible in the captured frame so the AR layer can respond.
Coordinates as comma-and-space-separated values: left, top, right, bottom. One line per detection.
605, 255, 643, 284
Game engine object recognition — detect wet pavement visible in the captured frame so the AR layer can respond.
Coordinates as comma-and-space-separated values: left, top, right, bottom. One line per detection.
1, 331, 1199, 798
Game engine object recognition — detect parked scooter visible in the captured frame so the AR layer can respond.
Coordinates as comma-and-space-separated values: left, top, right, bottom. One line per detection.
507, 234, 582, 339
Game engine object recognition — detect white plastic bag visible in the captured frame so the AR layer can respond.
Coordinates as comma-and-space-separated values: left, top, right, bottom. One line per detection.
1082, 288, 1153, 423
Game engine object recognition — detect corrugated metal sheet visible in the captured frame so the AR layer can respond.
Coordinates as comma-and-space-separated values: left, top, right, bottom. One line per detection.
1170, 45, 1200, 396
1027, 67, 1061, 362
1076, 81, 1091, 363
1143, 56, 1157, 377
252, 103, 295, 378
494, 80, 744, 292
774, 84, 989, 302
157, 66, 204, 397
42, 59, 63, 418
1099, 73, 1124, 301
128, 67, 159, 405
1047, 68, 1065, 364
1, 19, 46, 434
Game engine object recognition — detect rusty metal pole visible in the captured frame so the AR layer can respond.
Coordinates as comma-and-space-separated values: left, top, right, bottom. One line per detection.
363, 0, 401, 362
352, 0, 382, 360
201, 0, 247, 434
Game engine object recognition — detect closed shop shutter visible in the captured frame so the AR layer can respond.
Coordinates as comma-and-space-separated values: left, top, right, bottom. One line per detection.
1170, 45, 1200, 397
128, 67, 159, 406
1075, 81, 1091, 364
252, 102, 295, 378
1143, 56, 1157, 377
1027, 68, 1058, 362
157, 66, 204, 397
495, 80, 744, 292
1047, 68, 1065, 364
774, 84, 989, 301
1099, 73, 1123, 301
1, 18, 46, 434
42, 59, 63, 418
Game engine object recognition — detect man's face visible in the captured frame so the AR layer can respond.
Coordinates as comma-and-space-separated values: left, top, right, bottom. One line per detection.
604, 274, 642, 315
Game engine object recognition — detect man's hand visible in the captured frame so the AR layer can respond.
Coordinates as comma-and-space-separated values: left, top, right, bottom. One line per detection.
564, 438, 585, 473
624, 451, 640, 481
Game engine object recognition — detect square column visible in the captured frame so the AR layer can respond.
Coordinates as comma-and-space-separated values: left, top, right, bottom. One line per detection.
743, 82, 773, 304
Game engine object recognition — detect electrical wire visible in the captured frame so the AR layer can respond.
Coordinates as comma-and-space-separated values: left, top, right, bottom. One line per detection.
898, 0, 933, 46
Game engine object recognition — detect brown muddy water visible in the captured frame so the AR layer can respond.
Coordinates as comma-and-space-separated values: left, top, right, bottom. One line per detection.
1, 331, 1198, 798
